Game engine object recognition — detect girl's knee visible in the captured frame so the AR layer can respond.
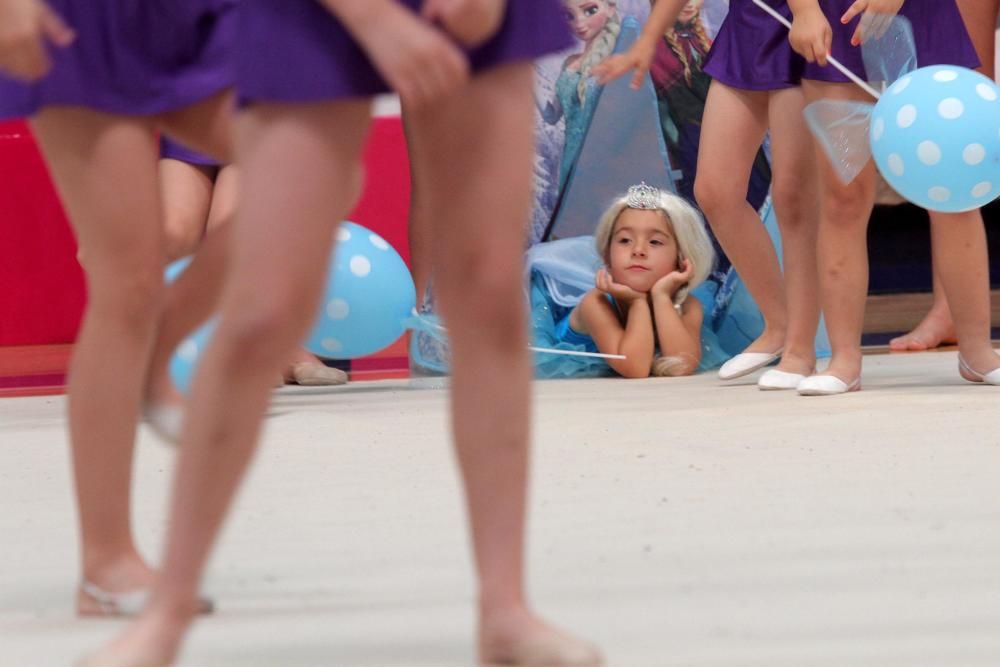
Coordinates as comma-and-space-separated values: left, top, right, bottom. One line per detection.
87, 264, 165, 327
437, 261, 523, 334
822, 178, 875, 223
219, 286, 320, 366
693, 173, 744, 219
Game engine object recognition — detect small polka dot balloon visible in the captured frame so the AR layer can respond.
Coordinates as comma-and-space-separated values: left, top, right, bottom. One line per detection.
870, 65, 1000, 213
167, 222, 414, 393
304, 221, 416, 360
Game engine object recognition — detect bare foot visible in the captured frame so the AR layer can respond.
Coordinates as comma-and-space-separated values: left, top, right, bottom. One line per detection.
479, 606, 603, 666
76, 607, 193, 667
889, 310, 956, 352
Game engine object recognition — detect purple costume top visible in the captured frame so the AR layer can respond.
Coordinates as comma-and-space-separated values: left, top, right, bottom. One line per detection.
236, 0, 574, 105
0, 0, 236, 121
703, 0, 979, 92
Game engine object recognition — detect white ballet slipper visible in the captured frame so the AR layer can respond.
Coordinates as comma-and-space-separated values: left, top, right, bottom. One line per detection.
718, 348, 783, 380
78, 582, 213, 618
797, 374, 861, 396
958, 356, 1000, 385
757, 368, 808, 391
287, 361, 348, 386
142, 403, 183, 445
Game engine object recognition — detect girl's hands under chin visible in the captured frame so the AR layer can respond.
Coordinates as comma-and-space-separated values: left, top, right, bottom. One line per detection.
596, 268, 646, 303
651, 258, 694, 300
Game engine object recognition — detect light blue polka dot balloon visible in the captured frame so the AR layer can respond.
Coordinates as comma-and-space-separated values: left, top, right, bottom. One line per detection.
870, 65, 1000, 213
165, 257, 216, 394
305, 221, 416, 359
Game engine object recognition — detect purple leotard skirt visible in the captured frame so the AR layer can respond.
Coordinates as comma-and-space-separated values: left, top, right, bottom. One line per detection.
704, 0, 978, 91
236, 0, 574, 104
160, 135, 221, 167
0, 0, 236, 120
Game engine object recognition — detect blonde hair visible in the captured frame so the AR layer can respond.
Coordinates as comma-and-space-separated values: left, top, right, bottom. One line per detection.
573, 0, 621, 104
593, 188, 715, 377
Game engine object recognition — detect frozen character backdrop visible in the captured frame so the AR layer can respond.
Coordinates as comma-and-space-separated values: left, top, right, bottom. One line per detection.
411, 0, 829, 377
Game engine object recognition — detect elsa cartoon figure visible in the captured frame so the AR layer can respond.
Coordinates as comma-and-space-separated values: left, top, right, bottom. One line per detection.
541, 0, 623, 192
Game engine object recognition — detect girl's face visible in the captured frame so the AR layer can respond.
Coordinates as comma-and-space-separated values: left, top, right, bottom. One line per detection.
606, 208, 680, 293
564, 0, 612, 42
678, 0, 704, 23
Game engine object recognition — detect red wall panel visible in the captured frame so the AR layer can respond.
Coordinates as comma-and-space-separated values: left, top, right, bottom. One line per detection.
0, 117, 411, 347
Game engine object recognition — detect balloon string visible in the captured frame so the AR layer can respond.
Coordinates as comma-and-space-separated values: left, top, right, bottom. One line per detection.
529, 346, 627, 360
751, 0, 882, 99
407, 313, 626, 360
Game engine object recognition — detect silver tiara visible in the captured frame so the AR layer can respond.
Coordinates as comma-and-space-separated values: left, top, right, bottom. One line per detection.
626, 182, 660, 210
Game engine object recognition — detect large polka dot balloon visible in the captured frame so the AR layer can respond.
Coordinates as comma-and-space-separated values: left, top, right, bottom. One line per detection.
304, 221, 416, 359
870, 65, 1000, 213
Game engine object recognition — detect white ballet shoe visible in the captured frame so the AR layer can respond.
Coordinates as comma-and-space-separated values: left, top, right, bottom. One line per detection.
142, 403, 183, 445
797, 374, 861, 396
958, 356, 1000, 385
757, 368, 808, 391
78, 582, 214, 618
79, 582, 150, 617
718, 348, 783, 380
286, 361, 348, 386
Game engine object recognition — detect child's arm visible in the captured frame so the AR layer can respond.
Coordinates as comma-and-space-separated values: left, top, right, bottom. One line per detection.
649, 259, 701, 375
0, 0, 74, 81
650, 295, 703, 376
318, 0, 470, 107
575, 272, 655, 378
787, 0, 833, 65
839, 0, 905, 46
422, 0, 506, 48
592, 0, 688, 89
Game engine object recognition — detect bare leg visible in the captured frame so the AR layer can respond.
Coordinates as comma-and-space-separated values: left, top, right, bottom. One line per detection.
765, 87, 821, 375
30, 109, 164, 610
802, 80, 878, 385
401, 110, 433, 306
929, 209, 1000, 376
141, 92, 237, 418
159, 159, 215, 262
890, 0, 998, 351
406, 62, 600, 665
81, 100, 372, 667
694, 82, 787, 356
138, 159, 220, 422
143, 224, 232, 412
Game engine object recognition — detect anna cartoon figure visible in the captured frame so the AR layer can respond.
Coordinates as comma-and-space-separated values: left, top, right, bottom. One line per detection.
649, 0, 771, 235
